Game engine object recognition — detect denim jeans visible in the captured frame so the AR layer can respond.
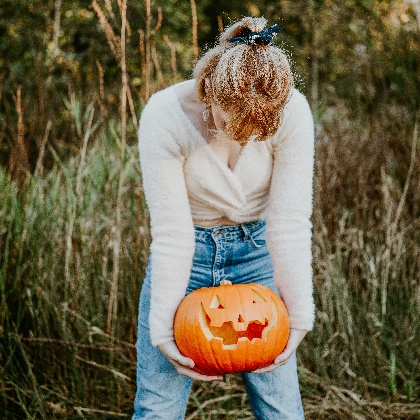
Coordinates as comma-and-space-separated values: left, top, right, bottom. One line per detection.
132, 220, 305, 419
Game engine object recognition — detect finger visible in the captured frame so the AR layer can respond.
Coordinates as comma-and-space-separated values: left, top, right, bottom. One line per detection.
177, 366, 223, 382
159, 342, 195, 369
158, 342, 222, 380
160, 341, 182, 360
175, 354, 195, 369
250, 363, 278, 374
274, 339, 297, 365
274, 349, 293, 365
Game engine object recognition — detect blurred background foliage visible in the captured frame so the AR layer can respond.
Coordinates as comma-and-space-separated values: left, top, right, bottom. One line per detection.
1, 0, 419, 171
1, 1, 420, 418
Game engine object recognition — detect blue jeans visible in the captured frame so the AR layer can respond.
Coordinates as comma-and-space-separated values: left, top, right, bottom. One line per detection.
132, 220, 305, 419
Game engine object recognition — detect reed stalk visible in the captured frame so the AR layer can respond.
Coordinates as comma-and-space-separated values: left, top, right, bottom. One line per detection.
190, 0, 199, 62
143, 0, 151, 102
9, 86, 29, 183
163, 35, 179, 81
91, 0, 122, 61
107, 0, 128, 337
52, 0, 62, 57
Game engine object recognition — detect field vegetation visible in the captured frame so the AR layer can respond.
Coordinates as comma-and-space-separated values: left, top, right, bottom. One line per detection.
0, 0, 419, 418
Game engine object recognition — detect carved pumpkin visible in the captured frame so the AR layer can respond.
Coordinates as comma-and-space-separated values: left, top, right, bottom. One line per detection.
174, 280, 289, 375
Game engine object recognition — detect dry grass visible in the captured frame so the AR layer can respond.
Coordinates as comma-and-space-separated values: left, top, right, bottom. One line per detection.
0, 1, 419, 419
0, 92, 418, 420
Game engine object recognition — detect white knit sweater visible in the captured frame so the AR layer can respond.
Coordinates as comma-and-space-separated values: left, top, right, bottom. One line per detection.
138, 79, 315, 346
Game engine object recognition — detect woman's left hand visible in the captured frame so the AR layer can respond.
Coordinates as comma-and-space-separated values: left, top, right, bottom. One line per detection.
250, 328, 308, 374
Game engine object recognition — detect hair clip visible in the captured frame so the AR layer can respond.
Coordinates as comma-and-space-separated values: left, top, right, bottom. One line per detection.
227, 24, 279, 46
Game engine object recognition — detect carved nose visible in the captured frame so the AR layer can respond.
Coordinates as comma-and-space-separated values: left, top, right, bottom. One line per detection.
236, 315, 246, 331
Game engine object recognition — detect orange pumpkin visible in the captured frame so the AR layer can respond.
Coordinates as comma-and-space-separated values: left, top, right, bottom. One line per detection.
174, 280, 289, 375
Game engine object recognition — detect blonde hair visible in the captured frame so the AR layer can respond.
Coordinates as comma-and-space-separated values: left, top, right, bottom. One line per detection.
193, 17, 293, 145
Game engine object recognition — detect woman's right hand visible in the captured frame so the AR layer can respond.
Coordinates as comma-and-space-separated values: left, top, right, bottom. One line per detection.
158, 340, 223, 382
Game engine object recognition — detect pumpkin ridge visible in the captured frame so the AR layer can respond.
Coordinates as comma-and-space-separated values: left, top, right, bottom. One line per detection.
198, 303, 223, 374
235, 285, 246, 371
194, 306, 209, 372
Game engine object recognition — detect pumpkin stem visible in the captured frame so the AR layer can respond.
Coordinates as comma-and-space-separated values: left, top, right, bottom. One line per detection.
219, 280, 232, 286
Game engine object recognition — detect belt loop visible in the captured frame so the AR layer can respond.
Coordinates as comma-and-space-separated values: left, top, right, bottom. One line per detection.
241, 224, 250, 242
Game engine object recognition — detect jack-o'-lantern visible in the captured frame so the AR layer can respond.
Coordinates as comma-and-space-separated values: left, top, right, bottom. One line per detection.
174, 280, 289, 375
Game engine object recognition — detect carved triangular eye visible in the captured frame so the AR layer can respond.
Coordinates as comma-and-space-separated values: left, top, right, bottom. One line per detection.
210, 295, 224, 309
252, 290, 266, 303
238, 315, 244, 322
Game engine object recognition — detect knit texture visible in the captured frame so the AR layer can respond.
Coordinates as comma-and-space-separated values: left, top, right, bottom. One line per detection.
138, 79, 315, 346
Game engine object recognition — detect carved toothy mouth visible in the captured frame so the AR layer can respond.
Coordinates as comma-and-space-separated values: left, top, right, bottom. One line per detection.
208, 318, 269, 345
198, 299, 279, 350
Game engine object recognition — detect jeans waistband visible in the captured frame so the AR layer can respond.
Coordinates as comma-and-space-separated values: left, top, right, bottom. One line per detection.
193, 219, 266, 240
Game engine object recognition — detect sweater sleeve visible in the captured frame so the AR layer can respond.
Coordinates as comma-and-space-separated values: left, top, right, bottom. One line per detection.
138, 95, 196, 346
266, 89, 316, 331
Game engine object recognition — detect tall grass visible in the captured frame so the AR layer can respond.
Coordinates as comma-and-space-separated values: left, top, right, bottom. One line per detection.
0, 98, 149, 418
1, 1, 420, 418
1, 100, 419, 419
299, 105, 420, 419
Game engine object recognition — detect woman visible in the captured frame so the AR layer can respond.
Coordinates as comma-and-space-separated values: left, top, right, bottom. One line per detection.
132, 16, 315, 419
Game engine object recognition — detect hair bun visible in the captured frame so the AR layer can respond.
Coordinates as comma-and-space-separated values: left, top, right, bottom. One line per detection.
219, 17, 268, 45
